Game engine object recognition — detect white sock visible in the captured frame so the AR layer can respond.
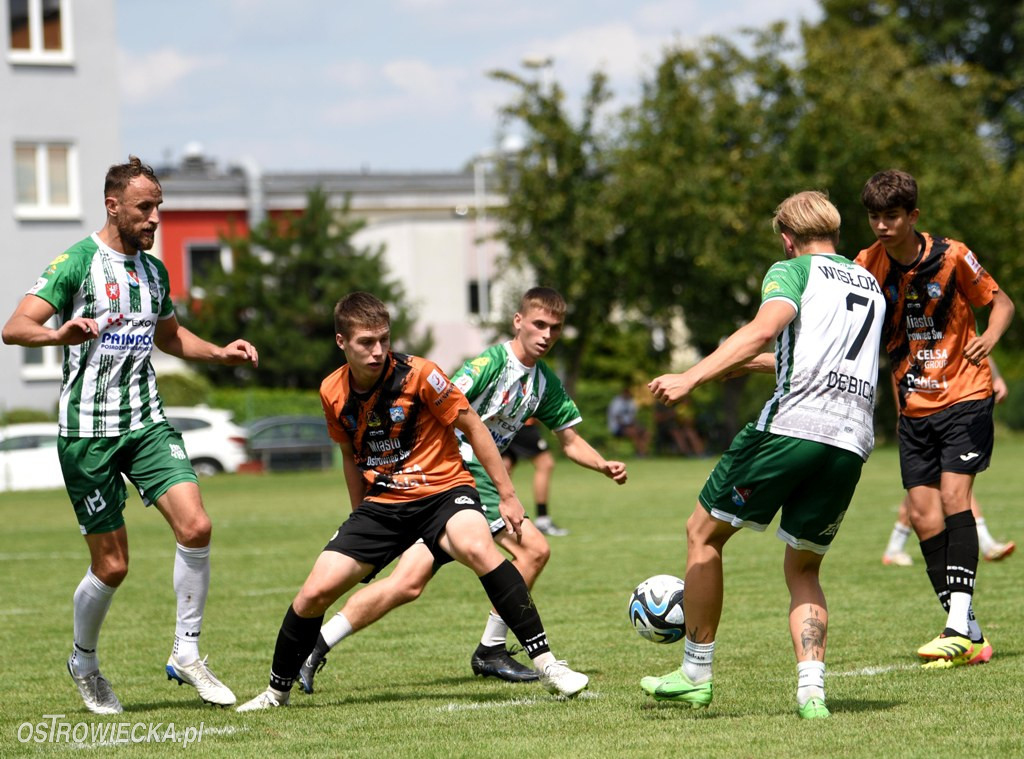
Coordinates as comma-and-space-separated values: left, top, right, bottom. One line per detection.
976, 518, 994, 553
71, 568, 116, 676
531, 651, 555, 669
321, 612, 354, 648
885, 521, 911, 555
796, 660, 826, 707
967, 604, 983, 642
683, 639, 715, 684
480, 611, 509, 648
172, 543, 210, 664
945, 592, 972, 637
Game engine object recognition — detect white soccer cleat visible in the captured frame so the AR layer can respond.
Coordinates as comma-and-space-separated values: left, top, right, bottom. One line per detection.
67, 657, 123, 714
236, 687, 289, 712
166, 654, 236, 706
538, 660, 589, 698
984, 540, 1015, 562
882, 550, 914, 567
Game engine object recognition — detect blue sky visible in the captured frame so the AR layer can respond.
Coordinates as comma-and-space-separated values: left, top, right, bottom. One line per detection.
118, 0, 821, 173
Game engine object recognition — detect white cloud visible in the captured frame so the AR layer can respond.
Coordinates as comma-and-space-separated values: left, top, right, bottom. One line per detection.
324, 58, 469, 126
119, 47, 215, 105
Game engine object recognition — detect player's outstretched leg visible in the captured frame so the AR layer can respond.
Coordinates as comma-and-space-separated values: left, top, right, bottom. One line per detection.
640, 667, 713, 708
477, 559, 587, 697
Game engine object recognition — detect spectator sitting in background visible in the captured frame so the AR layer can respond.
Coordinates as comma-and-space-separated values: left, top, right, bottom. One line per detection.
653, 400, 705, 457
607, 386, 650, 457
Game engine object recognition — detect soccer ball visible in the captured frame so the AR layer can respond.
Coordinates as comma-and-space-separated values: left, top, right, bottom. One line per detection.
628, 574, 685, 643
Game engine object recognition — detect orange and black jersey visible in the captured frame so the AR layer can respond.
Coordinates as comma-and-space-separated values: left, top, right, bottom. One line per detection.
855, 232, 999, 417
320, 352, 475, 503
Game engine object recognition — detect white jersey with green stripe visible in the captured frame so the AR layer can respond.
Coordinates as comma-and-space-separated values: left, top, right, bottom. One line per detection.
451, 342, 581, 453
755, 253, 884, 460
26, 234, 175, 438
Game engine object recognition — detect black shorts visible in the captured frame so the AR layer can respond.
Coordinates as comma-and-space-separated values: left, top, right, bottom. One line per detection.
504, 424, 548, 465
322, 485, 484, 581
898, 397, 994, 489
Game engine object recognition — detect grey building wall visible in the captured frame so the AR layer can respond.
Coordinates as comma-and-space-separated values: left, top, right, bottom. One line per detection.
0, 0, 121, 414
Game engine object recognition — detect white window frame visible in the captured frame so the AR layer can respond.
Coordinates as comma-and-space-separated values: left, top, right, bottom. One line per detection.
20, 316, 62, 381
14, 140, 81, 220
7, 0, 74, 65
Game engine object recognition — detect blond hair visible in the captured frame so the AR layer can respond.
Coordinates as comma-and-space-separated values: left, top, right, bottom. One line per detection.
771, 191, 840, 247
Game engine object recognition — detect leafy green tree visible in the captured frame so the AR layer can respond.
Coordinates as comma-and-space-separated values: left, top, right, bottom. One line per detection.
819, 0, 1024, 165
488, 67, 632, 393
186, 188, 428, 389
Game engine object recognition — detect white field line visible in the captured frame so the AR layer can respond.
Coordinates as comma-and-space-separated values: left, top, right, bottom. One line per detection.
830, 663, 918, 677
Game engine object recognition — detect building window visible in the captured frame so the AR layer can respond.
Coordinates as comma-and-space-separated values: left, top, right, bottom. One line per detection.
14, 141, 80, 219
8, 0, 72, 64
467, 279, 491, 316
21, 317, 62, 380
186, 243, 229, 297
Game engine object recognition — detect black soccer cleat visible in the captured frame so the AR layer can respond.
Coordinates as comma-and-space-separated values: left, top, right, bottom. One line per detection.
470, 644, 539, 683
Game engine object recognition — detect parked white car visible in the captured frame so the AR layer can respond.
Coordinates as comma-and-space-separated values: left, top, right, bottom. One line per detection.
0, 407, 247, 492
163, 406, 248, 476
0, 423, 64, 492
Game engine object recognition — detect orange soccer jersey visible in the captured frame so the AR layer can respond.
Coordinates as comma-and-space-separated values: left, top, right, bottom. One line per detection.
855, 232, 999, 417
320, 352, 475, 503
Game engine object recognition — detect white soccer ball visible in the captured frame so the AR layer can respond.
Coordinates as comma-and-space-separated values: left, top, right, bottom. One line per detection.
628, 574, 686, 643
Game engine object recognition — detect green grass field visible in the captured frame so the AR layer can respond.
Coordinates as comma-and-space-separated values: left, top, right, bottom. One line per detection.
2, 438, 1022, 757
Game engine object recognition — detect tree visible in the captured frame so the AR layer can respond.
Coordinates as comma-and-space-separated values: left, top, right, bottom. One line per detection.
186, 188, 428, 389
488, 66, 631, 393
819, 0, 1024, 165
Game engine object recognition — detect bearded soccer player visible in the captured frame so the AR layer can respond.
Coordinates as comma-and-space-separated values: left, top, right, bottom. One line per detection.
2, 156, 258, 713
237, 292, 589, 711
855, 169, 1015, 668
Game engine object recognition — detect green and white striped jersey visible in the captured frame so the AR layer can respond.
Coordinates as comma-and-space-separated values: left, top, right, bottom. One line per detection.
451, 342, 581, 453
27, 234, 175, 438
755, 253, 885, 460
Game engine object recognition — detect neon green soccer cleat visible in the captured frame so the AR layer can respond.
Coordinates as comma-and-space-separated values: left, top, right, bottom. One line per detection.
639, 668, 713, 708
798, 697, 830, 719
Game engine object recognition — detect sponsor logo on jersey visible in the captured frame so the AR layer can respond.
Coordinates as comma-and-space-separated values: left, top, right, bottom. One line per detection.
454, 495, 475, 505
915, 348, 948, 369
904, 372, 948, 393
126, 269, 140, 287
826, 371, 876, 401
367, 437, 402, 454
960, 452, 979, 462
427, 369, 448, 395
105, 283, 120, 300
341, 415, 356, 431
926, 282, 942, 298
731, 486, 753, 506
454, 375, 474, 393
885, 285, 899, 303
45, 254, 69, 274
467, 357, 490, 377
762, 280, 781, 296
28, 277, 47, 295
169, 444, 187, 460
99, 331, 154, 351
965, 251, 982, 274
389, 406, 406, 422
